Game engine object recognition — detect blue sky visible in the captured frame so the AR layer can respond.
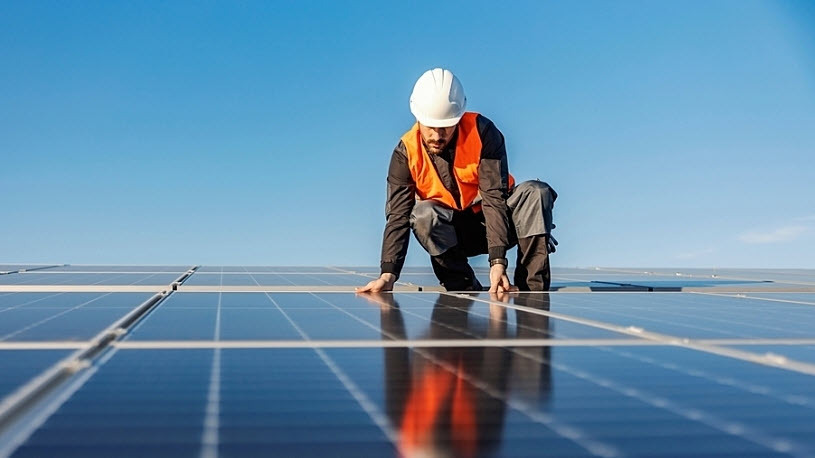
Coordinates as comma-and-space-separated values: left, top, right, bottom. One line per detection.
1, 1, 814, 268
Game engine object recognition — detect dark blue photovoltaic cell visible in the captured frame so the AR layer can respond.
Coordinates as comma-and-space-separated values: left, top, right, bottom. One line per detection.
505, 292, 815, 339
0, 293, 151, 311
15, 346, 815, 457
0, 350, 72, 402
183, 273, 374, 286
0, 273, 180, 286
125, 293, 301, 341
9, 349, 395, 458
41, 266, 192, 273
195, 266, 342, 273
323, 345, 815, 456
309, 292, 631, 340
124, 292, 630, 341
217, 349, 395, 457
5, 266, 815, 457
0, 293, 153, 341
9, 350, 212, 458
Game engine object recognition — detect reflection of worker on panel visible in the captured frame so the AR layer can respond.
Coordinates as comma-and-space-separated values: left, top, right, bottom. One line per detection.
510, 294, 553, 407
368, 292, 553, 457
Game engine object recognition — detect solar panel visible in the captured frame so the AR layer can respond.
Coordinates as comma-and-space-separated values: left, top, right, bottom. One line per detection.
194, 266, 345, 273
121, 292, 630, 342
0, 266, 59, 275
38, 265, 192, 273
0, 273, 184, 287
0, 293, 155, 342
1, 265, 815, 457
0, 350, 73, 402
182, 273, 375, 287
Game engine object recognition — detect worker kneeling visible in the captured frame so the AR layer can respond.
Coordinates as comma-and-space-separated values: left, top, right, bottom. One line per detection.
357, 68, 557, 294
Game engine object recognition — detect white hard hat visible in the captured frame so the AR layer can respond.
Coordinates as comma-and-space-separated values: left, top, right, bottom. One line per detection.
409, 68, 467, 128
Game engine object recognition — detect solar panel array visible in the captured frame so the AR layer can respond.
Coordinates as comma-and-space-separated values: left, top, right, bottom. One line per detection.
1, 264, 815, 457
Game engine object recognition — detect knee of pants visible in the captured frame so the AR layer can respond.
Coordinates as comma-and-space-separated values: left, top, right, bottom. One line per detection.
513, 180, 556, 208
410, 200, 447, 227
410, 200, 458, 256
510, 180, 557, 238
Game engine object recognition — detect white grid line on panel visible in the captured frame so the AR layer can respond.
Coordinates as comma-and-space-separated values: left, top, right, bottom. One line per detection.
363, 293, 813, 456
545, 293, 802, 339
544, 349, 810, 455
455, 293, 815, 376
110, 338, 653, 349
596, 346, 815, 411
248, 273, 399, 446
0, 292, 68, 313
1, 337, 813, 351
0, 357, 99, 457
199, 284, 222, 458
0, 293, 114, 341
636, 293, 815, 331
310, 292, 623, 457
0, 291, 170, 455
695, 291, 815, 306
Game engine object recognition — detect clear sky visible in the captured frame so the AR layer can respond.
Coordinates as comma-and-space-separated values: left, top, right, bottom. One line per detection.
2, 0, 814, 268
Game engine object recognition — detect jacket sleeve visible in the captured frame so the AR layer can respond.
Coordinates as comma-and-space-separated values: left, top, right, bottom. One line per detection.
380, 141, 415, 278
476, 115, 511, 261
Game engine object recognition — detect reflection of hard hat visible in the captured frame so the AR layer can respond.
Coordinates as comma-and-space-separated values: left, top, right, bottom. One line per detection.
409, 68, 467, 128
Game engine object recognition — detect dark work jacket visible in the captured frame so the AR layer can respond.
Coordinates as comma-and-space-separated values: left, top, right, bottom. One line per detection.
381, 114, 511, 277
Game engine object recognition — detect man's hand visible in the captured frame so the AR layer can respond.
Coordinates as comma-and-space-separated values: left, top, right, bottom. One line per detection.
356, 273, 397, 293
488, 264, 515, 293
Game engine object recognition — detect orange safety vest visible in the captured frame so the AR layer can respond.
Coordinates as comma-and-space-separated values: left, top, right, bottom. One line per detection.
401, 112, 515, 211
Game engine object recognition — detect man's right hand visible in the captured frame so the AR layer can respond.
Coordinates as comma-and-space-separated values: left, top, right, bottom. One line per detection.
355, 273, 397, 293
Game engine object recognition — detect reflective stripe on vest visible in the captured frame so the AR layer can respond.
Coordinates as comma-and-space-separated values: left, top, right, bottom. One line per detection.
401, 112, 514, 210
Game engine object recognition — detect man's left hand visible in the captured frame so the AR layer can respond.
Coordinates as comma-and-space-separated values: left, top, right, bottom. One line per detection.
488, 264, 516, 293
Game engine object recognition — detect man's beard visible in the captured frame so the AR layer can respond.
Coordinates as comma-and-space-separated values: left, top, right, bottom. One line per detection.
423, 139, 446, 155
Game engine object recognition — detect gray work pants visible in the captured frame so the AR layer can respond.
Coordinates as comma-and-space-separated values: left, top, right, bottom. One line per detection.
410, 180, 557, 291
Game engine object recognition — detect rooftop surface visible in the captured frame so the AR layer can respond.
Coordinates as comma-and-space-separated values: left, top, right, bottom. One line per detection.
1, 265, 815, 457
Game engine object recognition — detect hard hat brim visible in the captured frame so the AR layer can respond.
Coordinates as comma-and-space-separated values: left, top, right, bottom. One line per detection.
411, 111, 464, 128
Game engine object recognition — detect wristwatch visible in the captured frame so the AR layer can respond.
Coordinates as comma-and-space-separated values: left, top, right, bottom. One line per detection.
489, 258, 508, 267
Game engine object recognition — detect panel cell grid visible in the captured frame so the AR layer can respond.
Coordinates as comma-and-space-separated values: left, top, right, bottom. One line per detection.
3, 266, 815, 458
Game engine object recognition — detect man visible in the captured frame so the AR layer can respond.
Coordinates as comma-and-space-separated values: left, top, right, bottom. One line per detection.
357, 68, 557, 293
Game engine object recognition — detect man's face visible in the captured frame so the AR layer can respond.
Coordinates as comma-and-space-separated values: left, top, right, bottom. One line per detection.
418, 123, 457, 155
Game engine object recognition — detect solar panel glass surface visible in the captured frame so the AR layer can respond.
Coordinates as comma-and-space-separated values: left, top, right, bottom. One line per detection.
8, 345, 815, 457
0, 274, 182, 286
0, 293, 154, 341
2, 266, 815, 458
123, 292, 632, 341
40, 266, 191, 273
0, 350, 72, 402
182, 273, 374, 287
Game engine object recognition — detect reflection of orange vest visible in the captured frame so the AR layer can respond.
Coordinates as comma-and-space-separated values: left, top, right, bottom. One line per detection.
400, 360, 477, 458
401, 112, 515, 211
